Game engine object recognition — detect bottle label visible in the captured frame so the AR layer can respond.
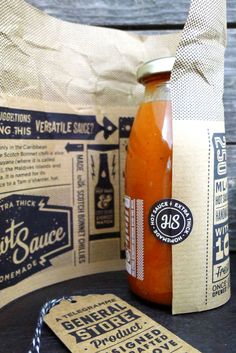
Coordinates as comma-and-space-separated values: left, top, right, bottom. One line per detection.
149, 199, 193, 245
125, 196, 144, 280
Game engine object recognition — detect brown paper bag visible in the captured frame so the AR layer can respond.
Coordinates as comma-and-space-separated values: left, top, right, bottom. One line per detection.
0, 0, 230, 314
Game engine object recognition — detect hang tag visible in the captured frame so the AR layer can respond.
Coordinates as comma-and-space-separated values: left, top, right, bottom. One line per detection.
44, 294, 201, 353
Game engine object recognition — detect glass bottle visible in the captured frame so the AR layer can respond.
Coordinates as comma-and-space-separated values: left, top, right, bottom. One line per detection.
95, 153, 114, 229
125, 57, 174, 305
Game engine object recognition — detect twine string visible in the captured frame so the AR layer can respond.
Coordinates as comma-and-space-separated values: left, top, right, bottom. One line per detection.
28, 296, 74, 353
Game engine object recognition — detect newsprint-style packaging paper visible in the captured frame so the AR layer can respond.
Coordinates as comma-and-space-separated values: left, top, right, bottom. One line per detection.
45, 294, 201, 353
170, 0, 231, 313
0, 0, 230, 314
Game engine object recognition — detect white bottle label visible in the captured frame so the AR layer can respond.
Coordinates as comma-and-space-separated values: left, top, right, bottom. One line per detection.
125, 196, 144, 281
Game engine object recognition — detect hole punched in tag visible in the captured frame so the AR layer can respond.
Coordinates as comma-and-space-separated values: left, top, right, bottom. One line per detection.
70, 299, 78, 304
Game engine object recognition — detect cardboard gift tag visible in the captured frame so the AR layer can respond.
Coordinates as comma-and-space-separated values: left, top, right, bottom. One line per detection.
44, 294, 201, 353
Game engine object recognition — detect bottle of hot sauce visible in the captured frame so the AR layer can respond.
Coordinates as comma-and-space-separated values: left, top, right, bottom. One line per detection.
125, 57, 174, 305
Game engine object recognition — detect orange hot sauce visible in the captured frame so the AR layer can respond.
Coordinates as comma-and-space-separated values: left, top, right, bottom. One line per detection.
125, 58, 174, 305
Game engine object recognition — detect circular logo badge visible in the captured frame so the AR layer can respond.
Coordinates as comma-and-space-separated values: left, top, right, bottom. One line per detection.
149, 199, 193, 245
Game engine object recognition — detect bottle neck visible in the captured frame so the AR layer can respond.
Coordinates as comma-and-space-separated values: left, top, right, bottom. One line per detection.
142, 73, 171, 103
98, 154, 110, 179
144, 82, 170, 103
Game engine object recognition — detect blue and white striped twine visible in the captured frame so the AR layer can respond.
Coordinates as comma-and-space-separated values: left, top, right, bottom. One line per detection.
28, 296, 74, 353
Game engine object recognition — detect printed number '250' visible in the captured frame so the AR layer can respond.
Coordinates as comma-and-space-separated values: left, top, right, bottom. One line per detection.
214, 136, 227, 176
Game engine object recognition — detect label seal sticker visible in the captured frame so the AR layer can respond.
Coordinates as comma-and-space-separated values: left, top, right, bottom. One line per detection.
44, 294, 201, 353
149, 199, 193, 245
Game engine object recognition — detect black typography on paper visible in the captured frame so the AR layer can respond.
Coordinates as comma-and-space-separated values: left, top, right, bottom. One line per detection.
0, 194, 73, 289
0, 107, 117, 140
212, 133, 230, 288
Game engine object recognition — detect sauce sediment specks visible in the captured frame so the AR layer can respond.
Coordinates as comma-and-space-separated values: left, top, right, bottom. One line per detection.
125, 99, 173, 305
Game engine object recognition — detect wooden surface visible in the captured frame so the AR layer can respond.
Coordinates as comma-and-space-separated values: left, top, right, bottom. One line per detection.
25, 0, 236, 247
0, 253, 235, 353
26, 0, 236, 27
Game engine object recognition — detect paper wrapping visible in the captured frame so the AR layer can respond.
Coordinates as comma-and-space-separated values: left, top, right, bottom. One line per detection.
0, 0, 180, 308
0, 0, 230, 314
171, 0, 230, 313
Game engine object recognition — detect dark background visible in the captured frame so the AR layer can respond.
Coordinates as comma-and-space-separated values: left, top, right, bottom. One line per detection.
0, 257, 235, 353
0, 1, 235, 353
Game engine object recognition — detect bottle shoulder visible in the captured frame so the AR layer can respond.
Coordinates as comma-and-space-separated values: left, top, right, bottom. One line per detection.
134, 100, 172, 131
128, 100, 172, 155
